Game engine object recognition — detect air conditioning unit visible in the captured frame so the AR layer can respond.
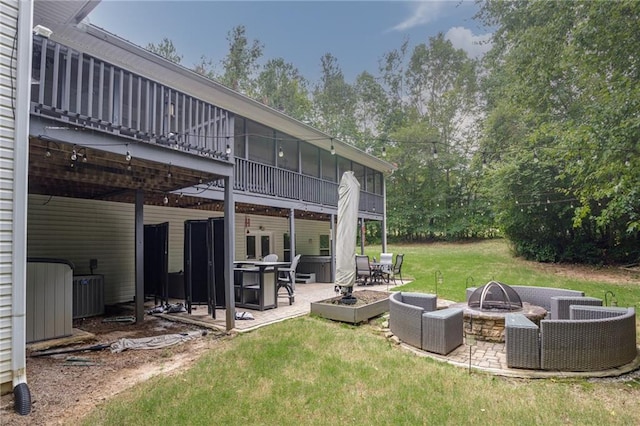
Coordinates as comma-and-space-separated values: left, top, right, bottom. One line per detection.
73, 275, 104, 319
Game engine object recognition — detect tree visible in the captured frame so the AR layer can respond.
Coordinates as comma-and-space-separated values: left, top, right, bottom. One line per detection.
255, 58, 312, 121
312, 53, 357, 142
219, 25, 264, 94
478, 0, 640, 263
146, 38, 182, 64
353, 71, 388, 152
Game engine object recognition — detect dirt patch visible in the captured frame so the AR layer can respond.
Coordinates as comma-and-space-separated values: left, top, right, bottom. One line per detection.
322, 289, 389, 306
1, 313, 227, 426
523, 260, 640, 286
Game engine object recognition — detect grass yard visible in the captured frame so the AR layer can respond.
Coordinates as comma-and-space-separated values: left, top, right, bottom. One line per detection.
83, 240, 640, 425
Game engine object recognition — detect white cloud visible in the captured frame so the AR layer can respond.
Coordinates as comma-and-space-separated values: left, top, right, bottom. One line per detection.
390, 2, 444, 32
445, 26, 492, 59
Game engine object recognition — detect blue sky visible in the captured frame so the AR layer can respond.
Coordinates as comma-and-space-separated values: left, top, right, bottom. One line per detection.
88, 1, 491, 84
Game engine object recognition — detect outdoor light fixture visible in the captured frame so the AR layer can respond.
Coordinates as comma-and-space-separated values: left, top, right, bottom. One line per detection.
163, 195, 169, 205
225, 136, 232, 155
278, 146, 284, 158
432, 143, 438, 159
33, 24, 52, 38
125, 147, 132, 162
70, 149, 77, 161
382, 146, 386, 157
330, 138, 335, 155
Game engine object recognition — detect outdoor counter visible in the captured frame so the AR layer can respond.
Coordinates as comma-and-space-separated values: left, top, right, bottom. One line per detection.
233, 261, 289, 311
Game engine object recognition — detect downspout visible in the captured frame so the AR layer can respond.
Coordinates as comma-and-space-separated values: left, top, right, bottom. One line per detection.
12, 0, 34, 415
289, 208, 296, 259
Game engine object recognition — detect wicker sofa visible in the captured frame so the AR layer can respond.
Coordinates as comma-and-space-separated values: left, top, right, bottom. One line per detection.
506, 306, 637, 371
466, 285, 586, 315
389, 292, 463, 355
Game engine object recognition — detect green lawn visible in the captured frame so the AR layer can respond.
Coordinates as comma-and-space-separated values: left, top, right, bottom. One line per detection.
84, 240, 640, 425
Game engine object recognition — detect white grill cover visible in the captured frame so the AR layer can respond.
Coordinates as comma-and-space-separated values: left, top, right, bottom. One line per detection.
335, 171, 360, 289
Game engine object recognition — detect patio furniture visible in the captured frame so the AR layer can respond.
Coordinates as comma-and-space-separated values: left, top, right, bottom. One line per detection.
505, 313, 540, 369
540, 306, 636, 371
386, 253, 404, 285
263, 253, 278, 262
277, 254, 300, 305
355, 254, 373, 285
550, 296, 602, 320
389, 292, 437, 349
378, 253, 393, 282
422, 307, 464, 355
466, 285, 585, 315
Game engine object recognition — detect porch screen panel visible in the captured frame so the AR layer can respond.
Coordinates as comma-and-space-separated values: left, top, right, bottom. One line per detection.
300, 142, 319, 177
352, 163, 365, 188
366, 167, 375, 193
374, 171, 383, 195
276, 131, 298, 172
247, 120, 275, 165
234, 117, 246, 158
337, 157, 351, 180
320, 150, 336, 182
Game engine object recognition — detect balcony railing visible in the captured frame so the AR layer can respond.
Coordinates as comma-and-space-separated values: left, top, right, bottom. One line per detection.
30, 35, 230, 157
29, 35, 384, 216
234, 158, 383, 214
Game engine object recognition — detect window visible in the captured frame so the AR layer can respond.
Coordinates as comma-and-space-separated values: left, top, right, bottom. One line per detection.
246, 235, 256, 259
283, 233, 291, 262
319, 235, 330, 256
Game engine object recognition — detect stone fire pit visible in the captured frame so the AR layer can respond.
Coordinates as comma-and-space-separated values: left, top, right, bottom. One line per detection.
451, 301, 547, 342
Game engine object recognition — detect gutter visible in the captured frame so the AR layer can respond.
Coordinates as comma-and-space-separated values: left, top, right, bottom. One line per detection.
12, 0, 34, 415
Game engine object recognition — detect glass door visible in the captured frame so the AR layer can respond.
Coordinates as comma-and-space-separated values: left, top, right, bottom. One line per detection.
245, 232, 272, 260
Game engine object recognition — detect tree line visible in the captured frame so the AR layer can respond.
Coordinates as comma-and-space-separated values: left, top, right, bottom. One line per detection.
148, 0, 639, 265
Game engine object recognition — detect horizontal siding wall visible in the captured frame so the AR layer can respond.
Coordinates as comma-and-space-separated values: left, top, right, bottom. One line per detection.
295, 219, 331, 255
0, 0, 18, 390
28, 195, 328, 305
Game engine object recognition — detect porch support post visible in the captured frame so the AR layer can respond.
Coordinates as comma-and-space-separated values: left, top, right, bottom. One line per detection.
224, 175, 235, 331
382, 176, 388, 252
289, 208, 296, 257
359, 218, 365, 254
134, 190, 144, 323
330, 214, 335, 282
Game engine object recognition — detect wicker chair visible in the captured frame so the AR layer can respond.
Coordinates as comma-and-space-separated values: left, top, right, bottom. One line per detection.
540, 307, 636, 371
505, 313, 540, 369
466, 285, 585, 314
550, 296, 602, 320
389, 292, 437, 349
422, 308, 464, 355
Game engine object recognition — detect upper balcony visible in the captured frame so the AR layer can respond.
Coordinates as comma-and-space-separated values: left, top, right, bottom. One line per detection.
29, 34, 384, 218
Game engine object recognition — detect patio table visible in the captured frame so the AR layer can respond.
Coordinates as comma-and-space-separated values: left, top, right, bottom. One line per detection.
370, 262, 388, 283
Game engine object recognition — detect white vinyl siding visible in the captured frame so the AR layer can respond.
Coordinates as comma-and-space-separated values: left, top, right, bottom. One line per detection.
0, 0, 18, 390
295, 220, 331, 255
